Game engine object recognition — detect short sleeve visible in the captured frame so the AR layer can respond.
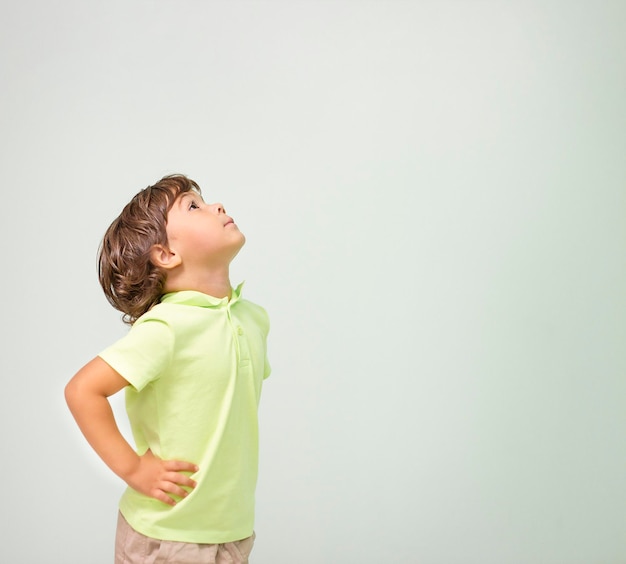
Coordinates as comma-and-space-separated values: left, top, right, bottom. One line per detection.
98, 318, 174, 392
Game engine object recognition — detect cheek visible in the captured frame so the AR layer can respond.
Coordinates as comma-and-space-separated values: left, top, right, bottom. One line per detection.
190, 225, 222, 249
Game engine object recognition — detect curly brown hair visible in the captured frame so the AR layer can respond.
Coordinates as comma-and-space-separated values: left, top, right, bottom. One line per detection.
98, 174, 201, 324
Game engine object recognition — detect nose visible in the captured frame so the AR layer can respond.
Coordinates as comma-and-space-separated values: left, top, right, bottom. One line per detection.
211, 203, 226, 214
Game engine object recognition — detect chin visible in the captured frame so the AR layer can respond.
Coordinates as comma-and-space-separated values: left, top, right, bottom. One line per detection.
232, 233, 246, 256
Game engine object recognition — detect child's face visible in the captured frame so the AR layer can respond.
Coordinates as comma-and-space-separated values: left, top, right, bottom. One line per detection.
165, 190, 246, 268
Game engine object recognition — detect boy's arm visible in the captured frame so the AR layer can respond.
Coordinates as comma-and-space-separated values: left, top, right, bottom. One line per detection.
64, 356, 198, 506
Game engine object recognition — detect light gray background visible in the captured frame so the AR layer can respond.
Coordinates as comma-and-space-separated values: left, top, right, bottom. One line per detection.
1, 1, 624, 562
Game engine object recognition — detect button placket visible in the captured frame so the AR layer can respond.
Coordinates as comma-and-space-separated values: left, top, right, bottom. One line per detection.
229, 311, 251, 368
226, 306, 241, 362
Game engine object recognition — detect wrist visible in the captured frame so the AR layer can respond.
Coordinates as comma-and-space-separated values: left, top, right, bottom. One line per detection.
110, 448, 141, 483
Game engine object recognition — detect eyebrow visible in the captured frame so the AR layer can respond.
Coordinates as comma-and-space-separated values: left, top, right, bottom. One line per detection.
178, 191, 202, 208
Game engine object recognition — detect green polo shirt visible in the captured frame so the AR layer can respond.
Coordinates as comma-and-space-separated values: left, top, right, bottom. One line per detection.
98, 283, 270, 543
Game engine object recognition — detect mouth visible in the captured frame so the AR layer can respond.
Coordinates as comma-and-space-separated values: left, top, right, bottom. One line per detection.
224, 218, 235, 227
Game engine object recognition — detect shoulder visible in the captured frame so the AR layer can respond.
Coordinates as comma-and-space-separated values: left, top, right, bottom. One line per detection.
134, 300, 195, 331
126, 305, 176, 346
99, 307, 176, 387
123, 308, 175, 345
135, 301, 172, 324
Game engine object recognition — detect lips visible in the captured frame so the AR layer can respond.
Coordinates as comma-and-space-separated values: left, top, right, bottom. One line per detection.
224, 218, 235, 227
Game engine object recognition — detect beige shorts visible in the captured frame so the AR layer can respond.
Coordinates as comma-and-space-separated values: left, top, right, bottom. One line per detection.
115, 512, 256, 564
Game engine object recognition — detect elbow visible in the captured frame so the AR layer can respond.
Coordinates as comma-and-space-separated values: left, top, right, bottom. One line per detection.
64, 377, 82, 412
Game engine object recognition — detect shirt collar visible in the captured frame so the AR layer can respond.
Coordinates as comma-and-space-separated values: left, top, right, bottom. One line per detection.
160, 281, 244, 308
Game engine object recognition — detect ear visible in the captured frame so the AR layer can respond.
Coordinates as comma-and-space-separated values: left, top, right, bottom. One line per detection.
150, 244, 182, 270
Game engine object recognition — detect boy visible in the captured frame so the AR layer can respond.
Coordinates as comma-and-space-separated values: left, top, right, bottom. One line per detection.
65, 174, 270, 564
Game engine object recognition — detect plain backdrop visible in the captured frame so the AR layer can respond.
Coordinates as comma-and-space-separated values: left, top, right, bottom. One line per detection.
1, 1, 624, 563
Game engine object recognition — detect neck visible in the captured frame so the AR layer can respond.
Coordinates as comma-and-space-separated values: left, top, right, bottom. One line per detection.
164, 265, 233, 299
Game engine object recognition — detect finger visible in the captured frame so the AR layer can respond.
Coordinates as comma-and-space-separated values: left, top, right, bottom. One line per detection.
159, 481, 191, 499
163, 459, 199, 473
150, 488, 177, 506
162, 471, 197, 488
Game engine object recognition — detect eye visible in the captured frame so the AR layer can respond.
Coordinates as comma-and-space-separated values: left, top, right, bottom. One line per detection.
189, 200, 200, 210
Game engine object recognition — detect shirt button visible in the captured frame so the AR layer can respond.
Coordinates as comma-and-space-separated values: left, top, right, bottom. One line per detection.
237, 327, 244, 335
